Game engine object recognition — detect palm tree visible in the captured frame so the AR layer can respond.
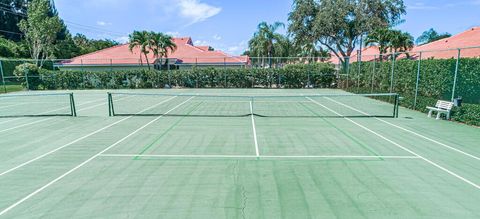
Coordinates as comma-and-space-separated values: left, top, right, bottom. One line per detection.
150, 33, 177, 69
248, 21, 285, 67
365, 28, 414, 60
129, 31, 153, 70
390, 31, 414, 53
365, 28, 393, 60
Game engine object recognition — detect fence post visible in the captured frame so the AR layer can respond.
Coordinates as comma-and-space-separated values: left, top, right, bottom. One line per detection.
451, 49, 461, 102
389, 53, 396, 93
224, 57, 227, 88
357, 50, 362, 91
413, 52, 422, 110
371, 55, 376, 93
0, 60, 6, 93
344, 56, 350, 89
24, 62, 30, 91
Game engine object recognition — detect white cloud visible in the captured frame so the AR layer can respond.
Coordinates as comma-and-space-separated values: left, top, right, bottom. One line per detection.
166, 31, 181, 37
96, 21, 112, 26
213, 34, 222, 40
225, 40, 248, 55
115, 36, 129, 44
177, 0, 221, 25
407, 2, 438, 10
194, 40, 210, 46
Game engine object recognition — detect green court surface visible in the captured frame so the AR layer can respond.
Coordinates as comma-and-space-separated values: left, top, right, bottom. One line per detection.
0, 89, 479, 218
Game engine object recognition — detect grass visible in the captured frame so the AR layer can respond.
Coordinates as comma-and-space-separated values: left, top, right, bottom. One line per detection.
0, 84, 24, 94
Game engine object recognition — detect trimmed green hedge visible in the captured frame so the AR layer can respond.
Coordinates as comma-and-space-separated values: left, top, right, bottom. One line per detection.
346, 58, 480, 126
36, 63, 336, 90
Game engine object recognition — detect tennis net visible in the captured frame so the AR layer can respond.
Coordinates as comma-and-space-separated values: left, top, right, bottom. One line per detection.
108, 92, 399, 118
0, 93, 77, 117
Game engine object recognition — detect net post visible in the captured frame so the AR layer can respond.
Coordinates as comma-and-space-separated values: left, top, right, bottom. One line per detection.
250, 96, 254, 116
70, 93, 77, 117
394, 94, 400, 118
0, 60, 6, 93
108, 92, 113, 116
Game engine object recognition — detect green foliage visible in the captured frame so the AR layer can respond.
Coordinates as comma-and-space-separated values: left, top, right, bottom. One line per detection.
452, 104, 480, 126
0, 0, 30, 42
365, 28, 414, 57
18, 0, 63, 63
13, 63, 44, 90
288, 0, 406, 65
72, 34, 119, 56
0, 37, 29, 58
416, 28, 451, 45
346, 58, 480, 125
37, 64, 335, 90
128, 31, 177, 70
247, 22, 287, 59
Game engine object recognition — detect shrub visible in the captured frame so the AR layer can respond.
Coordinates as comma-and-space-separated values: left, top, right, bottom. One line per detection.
13, 63, 44, 90
38, 63, 336, 90
346, 58, 480, 126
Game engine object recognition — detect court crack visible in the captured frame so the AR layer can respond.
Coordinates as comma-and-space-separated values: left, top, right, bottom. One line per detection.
233, 161, 248, 219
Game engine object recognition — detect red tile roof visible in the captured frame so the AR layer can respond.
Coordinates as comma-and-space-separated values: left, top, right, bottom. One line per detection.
328, 27, 480, 64
411, 26, 480, 59
61, 37, 249, 66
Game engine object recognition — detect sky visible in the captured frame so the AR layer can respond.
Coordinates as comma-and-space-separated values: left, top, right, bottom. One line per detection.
55, 0, 480, 55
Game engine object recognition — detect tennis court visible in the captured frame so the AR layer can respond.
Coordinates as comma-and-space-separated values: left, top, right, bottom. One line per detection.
0, 89, 479, 218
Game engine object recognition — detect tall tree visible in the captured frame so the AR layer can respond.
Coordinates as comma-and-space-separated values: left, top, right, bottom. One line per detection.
288, 0, 406, 65
18, 0, 62, 66
129, 30, 153, 70
0, 0, 30, 41
248, 21, 285, 67
416, 28, 451, 45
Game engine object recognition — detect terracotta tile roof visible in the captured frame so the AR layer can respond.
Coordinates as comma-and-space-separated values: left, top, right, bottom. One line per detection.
61, 37, 249, 66
411, 26, 480, 59
328, 27, 480, 64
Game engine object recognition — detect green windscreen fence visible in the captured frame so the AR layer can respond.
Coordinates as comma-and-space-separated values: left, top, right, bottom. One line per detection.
0, 93, 76, 117
108, 92, 399, 118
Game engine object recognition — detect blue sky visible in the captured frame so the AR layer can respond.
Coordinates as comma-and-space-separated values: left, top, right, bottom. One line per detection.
55, 0, 480, 55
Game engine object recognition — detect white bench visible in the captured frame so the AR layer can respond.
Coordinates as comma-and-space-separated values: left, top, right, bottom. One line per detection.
427, 100, 454, 120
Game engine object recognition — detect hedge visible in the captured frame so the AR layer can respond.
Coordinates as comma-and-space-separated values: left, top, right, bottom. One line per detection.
34, 63, 336, 90
346, 57, 480, 126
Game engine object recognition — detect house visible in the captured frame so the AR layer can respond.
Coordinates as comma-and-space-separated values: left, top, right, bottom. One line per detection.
56, 37, 249, 71
328, 26, 480, 65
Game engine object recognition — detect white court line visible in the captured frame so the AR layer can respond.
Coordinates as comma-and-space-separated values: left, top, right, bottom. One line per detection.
250, 101, 260, 157
0, 96, 177, 177
98, 154, 420, 160
307, 97, 480, 190
325, 97, 480, 161
0, 97, 194, 216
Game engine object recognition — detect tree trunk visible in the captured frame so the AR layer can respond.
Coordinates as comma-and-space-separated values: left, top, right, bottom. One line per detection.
144, 53, 150, 70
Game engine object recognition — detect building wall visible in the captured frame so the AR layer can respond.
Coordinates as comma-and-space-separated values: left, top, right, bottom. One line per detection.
57, 65, 151, 72
58, 64, 247, 71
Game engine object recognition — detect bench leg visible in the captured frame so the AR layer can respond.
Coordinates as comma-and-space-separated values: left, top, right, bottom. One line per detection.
436, 112, 442, 120
447, 112, 451, 120
428, 110, 433, 118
